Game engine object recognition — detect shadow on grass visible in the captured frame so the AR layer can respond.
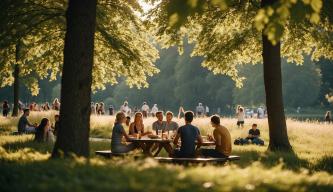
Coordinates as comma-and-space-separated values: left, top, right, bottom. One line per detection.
232, 149, 309, 171
2, 138, 111, 158
314, 156, 333, 173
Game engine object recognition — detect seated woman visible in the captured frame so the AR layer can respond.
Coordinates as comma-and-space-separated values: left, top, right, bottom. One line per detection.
35, 118, 55, 142
111, 112, 136, 153
200, 115, 232, 158
128, 112, 151, 136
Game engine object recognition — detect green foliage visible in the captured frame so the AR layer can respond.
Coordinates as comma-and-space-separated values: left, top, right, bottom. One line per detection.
0, 0, 159, 95
146, 0, 333, 85
233, 57, 322, 107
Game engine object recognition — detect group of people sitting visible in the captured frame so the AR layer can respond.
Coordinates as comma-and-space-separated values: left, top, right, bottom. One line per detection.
111, 110, 232, 158
17, 109, 59, 142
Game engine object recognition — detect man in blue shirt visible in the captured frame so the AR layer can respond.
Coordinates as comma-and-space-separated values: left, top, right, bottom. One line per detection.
172, 111, 203, 157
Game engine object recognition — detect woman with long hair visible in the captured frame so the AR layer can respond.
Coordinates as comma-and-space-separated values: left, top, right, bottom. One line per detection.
129, 112, 148, 136
35, 118, 54, 142
111, 112, 136, 153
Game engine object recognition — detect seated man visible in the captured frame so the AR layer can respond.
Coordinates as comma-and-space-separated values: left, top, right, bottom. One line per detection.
201, 115, 232, 158
172, 111, 203, 158
17, 109, 36, 134
165, 111, 179, 135
152, 111, 166, 135
246, 123, 264, 145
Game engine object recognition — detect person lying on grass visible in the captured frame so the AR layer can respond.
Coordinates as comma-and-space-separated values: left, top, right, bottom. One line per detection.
111, 112, 136, 154
200, 115, 232, 158
35, 118, 55, 142
171, 111, 203, 158
129, 112, 151, 136
245, 123, 264, 146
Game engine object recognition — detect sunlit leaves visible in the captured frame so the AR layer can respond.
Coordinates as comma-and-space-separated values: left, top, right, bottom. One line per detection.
0, 0, 159, 95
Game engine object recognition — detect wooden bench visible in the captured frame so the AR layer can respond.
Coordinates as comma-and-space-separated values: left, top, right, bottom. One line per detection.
154, 155, 240, 165
95, 150, 126, 158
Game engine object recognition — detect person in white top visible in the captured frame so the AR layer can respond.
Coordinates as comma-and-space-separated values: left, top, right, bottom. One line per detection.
205, 105, 210, 117
257, 107, 264, 119
151, 104, 158, 117
141, 102, 150, 118
196, 103, 205, 117
120, 101, 131, 116
236, 107, 245, 128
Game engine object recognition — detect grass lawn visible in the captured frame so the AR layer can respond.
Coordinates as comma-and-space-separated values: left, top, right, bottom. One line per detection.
0, 111, 333, 191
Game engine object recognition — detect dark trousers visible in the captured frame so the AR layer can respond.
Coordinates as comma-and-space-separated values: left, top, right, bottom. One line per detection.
201, 149, 227, 158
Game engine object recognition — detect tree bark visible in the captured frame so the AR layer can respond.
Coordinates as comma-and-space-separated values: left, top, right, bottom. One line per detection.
262, 0, 292, 152
52, 0, 97, 158
12, 43, 20, 117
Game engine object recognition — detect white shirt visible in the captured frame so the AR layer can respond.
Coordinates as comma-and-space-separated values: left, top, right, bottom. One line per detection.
141, 104, 149, 112
151, 106, 158, 114
120, 105, 130, 114
237, 111, 245, 121
205, 106, 209, 113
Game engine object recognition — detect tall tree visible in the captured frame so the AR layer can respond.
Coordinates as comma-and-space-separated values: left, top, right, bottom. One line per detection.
52, 0, 97, 158
261, 0, 291, 151
12, 43, 20, 116
146, 0, 332, 151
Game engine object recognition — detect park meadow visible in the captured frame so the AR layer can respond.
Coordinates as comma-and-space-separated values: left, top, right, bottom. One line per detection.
0, 111, 333, 191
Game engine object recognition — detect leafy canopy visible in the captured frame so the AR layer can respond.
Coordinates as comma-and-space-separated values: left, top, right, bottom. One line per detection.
145, 0, 333, 86
0, 0, 159, 95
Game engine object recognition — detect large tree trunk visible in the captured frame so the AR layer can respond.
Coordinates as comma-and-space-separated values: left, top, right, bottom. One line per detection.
12, 43, 20, 117
52, 0, 97, 158
262, 0, 292, 152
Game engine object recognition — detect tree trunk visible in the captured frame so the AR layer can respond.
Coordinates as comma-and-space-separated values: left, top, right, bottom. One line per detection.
12, 43, 20, 117
262, 0, 292, 152
52, 0, 97, 158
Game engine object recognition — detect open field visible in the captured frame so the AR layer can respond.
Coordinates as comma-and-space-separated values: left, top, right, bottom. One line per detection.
0, 111, 333, 191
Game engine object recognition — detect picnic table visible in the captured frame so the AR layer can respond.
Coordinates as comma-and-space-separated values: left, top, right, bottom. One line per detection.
128, 136, 215, 157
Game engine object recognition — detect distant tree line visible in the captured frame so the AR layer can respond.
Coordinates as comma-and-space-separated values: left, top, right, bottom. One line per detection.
1, 43, 331, 114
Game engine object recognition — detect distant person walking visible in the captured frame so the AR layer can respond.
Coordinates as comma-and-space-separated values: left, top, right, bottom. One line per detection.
236, 106, 245, 128
141, 102, 150, 118
325, 111, 331, 123
2, 100, 10, 117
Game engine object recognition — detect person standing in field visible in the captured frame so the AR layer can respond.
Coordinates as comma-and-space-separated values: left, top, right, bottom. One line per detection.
2, 100, 10, 117
151, 104, 158, 117
236, 106, 245, 128
120, 101, 131, 116
109, 105, 114, 116
196, 103, 205, 117
205, 105, 210, 117
325, 111, 331, 123
52, 98, 61, 111
91, 102, 96, 114
141, 102, 150, 118
97, 102, 105, 115
200, 115, 232, 158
